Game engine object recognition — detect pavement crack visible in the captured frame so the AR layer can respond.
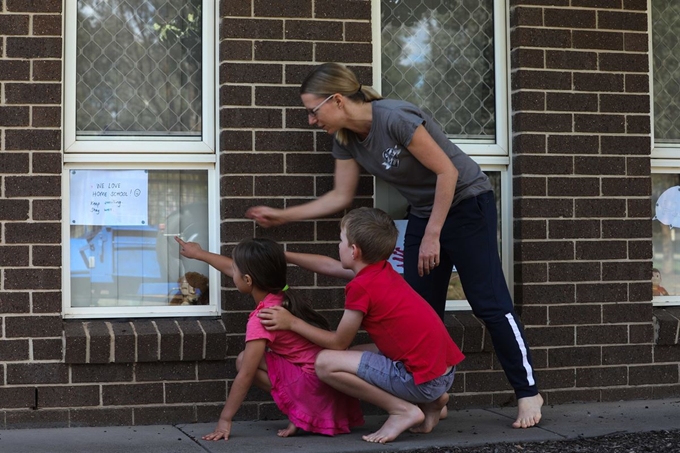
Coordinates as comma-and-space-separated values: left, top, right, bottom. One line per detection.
175, 425, 212, 452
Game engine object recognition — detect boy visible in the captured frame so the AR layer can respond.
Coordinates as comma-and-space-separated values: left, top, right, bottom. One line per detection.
258, 207, 464, 444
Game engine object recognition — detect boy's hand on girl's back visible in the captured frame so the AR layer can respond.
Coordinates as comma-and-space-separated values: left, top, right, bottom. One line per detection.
258, 306, 294, 331
202, 419, 232, 441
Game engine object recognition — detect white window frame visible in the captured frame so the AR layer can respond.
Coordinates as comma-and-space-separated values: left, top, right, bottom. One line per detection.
650, 0, 680, 307
62, 0, 220, 318
372, 0, 512, 311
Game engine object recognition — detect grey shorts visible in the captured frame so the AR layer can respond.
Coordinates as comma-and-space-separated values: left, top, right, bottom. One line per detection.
356, 351, 456, 404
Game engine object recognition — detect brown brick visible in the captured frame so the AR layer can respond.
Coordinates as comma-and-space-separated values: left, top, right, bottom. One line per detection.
627, 157, 650, 178
525, 326, 574, 346
548, 178, 600, 196
32, 245, 60, 267
514, 198, 573, 218
220, 130, 253, 151
221, 63, 282, 84
156, 320, 181, 362
38, 385, 99, 408
0, 152, 29, 174
577, 325, 628, 345
0, 106, 29, 126
601, 94, 649, 113
629, 281, 651, 302
515, 241, 574, 261
601, 135, 650, 155
514, 263, 548, 284
136, 362, 195, 381
222, 220, 255, 242
315, 0, 370, 19
0, 60, 30, 80
0, 386, 36, 409
576, 283, 627, 302
511, 27, 571, 48
576, 366, 628, 387
201, 320, 228, 360
71, 408, 133, 427
0, 14, 29, 34
575, 114, 625, 133
71, 363, 133, 383
220, 39, 253, 61
512, 7, 543, 26
255, 40, 313, 61
599, 52, 648, 73
544, 8, 595, 28
286, 153, 335, 174
5, 175, 60, 197
572, 0, 620, 6
32, 338, 62, 360
7, 363, 68, 384
624, 32, 648, 52
549, 92, 599, 113
32, 60, 61, 81
32, 152, 62, 174
602, 178, 650, 197
535, 369, 576, 389
285, 20, 343, 40
110, 322, 135, 363
5, 315, 62, 338
177, 320, 204, 361
221, 108, 282, 128
575, 199, 626, 218
222, 19, 283, 39
166, 381, 226, 403
6, 37, 61, 58
255, 221, 316, 242
549, 304, 602, 325
572, 30, 624, 50
549, 219, 600, 239
512, 70, 571, 90
254, 0, 312, 16
102, 383, 164, 406
547, 135, 599, 155
134, 406, 196, 425
5, 222, 60, 244
33, 15, 61, 35
626, 115, 650, 134
256, 131, 315, 151
133, 321, 159, 362
33, 291, 61, 313
221, 175, 254, 197
6, 409, 69, 428
573, 72, 624, 92
628, 241, 651, 260
345, 22, 372, 42
546, 50, 597, 70
0, 246, 29, 266
548, 262, 600, 282
549, 346, 601, 367
254, 176, 314, 196
316, 42, 372, 63
220, 0, 250, 16
604, 345, 652, 365
629, 365, 679, 385
255, 86, 301, 107
5, 129, 61, 150
598, 11, 648, 31
576, 240, 627, 260
513, 177, 546, 197
7, 0, 61, 12
514, 113, 572, 133
86, 322, 111, 364
221, 153, 283, 174
511, 48, 544, 69
0, 292, 30, 313
32, 106, 61, 127
575, 156, 626, 176
512, 91, 545, 111
602, 261, 649, 281
64, 322, 87, 363
0, 339, 29, 361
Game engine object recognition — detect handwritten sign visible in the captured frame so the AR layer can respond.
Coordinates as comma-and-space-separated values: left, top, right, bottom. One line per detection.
70, 170, 149, 226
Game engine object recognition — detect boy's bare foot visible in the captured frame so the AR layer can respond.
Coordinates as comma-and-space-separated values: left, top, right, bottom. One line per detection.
277, 422, 298, 437
362, 405, 424, 444
440, 405, 448, 420
410, 392, 449, 434
513, 393, 543, 428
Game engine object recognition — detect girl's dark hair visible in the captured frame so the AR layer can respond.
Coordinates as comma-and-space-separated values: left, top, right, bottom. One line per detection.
232, 238, 331, 331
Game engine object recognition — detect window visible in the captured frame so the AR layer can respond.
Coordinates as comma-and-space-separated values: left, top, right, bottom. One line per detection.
63, 0, 218, 318
374, 0, 511, 310
652, 0, 680, 306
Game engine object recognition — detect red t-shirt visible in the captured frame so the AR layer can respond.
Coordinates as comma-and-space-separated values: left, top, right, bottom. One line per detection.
345, 261, 465, 385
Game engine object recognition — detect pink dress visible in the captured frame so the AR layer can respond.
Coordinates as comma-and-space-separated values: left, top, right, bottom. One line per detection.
246, 293, 364, 435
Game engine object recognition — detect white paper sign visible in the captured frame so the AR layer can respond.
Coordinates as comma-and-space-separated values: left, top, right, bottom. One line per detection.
70, 170, 149, 226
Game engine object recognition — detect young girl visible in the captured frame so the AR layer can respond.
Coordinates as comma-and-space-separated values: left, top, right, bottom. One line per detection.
175, 236, 364, 441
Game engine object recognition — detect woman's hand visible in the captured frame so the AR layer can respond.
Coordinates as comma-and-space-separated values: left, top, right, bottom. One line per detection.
245, 206, 287, 228
258, 306, 295, 331
418, 231, 441, 277
202, 418, 232, 441
175, 236, 204, 260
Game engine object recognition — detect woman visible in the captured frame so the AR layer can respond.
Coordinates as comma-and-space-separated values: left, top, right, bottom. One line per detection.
246, 62, 543, 429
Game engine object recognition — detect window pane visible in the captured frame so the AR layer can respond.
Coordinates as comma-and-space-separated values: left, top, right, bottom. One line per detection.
652, 174, 680, 296
653, 0, 680, 143
76, 0, 202, 137
447, 171, 501, 300
381, 0, 495, 139
70, 169, 210, 307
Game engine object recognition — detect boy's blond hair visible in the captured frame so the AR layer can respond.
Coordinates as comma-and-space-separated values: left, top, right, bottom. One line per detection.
340, 207, 398, 264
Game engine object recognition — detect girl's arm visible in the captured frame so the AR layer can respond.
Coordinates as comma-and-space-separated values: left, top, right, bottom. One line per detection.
202, 339, 267, 441
175, 237, 234, 278
407, 125, 459, 277
259, 307, 363, 351
285, 251, 355, 280
246, 159, 361, 227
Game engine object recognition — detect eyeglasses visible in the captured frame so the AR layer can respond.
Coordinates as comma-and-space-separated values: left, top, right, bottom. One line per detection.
307, 94, 334, 118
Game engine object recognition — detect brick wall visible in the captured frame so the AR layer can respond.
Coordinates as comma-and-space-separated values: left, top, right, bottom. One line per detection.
509, 0, 679, 403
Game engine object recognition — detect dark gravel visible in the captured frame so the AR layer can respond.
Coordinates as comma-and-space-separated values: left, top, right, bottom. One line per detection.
399, 430, 680, 453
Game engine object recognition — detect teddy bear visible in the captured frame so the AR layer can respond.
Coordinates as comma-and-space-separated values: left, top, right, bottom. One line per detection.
169, 271, 209, 305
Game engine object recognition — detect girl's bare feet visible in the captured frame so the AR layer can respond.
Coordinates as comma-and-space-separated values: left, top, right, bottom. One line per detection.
513, 393, 543, 428
362, 404, 424, 444
410, 392, 449, 434
277, 421, 298, 437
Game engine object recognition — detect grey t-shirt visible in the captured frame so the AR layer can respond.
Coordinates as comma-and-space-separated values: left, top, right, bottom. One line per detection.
332, 99, 492, 218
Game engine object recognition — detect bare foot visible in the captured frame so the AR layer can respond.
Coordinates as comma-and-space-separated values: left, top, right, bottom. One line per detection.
513, 393, 543, 428
277, 421, 298, 437
440, 404, 448, 420
362, 405, 424, 444
410, 392, 449, 434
